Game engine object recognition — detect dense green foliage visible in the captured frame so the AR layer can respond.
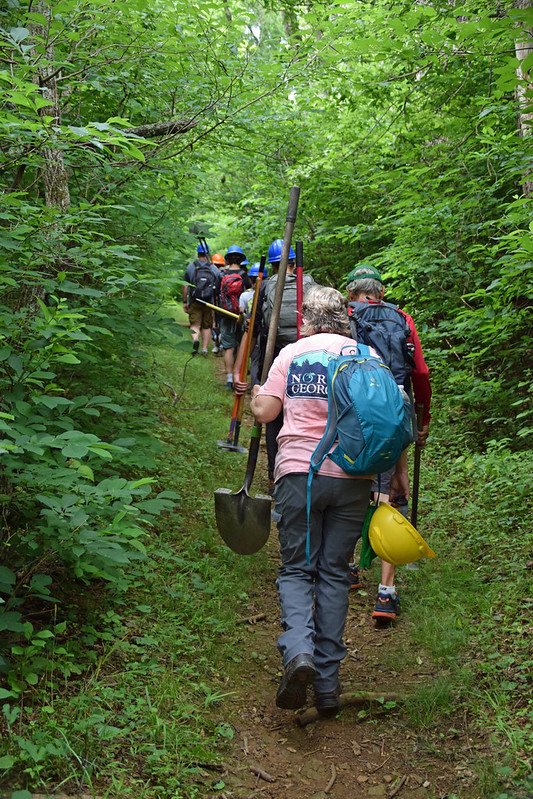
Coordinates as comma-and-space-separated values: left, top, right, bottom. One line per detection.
0, 0, 532, 795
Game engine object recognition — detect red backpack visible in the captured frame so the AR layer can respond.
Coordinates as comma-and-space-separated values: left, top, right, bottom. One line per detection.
220, 271, 244, 314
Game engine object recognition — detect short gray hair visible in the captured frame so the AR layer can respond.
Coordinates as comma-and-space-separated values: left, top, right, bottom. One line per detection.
300, 285, 349, 337
346, 276, 383, 297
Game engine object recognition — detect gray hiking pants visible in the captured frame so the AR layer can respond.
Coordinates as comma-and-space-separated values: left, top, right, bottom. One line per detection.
274, 473, 371, 693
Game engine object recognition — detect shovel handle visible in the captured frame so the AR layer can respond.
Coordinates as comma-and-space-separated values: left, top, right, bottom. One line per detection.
296, 240, 303, 340
410, 403, 424, 529
261, 186, 300, 384
244, 188, 300, 490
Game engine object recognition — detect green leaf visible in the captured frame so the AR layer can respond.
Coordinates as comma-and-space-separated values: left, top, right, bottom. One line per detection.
0, 567, 16, 588
54, 354, 81, 364
37, 396, 74, 409
0, 754, 14, 770
0, 611, 24, 633
9, 27, 30, 43
7, 354, 22, 374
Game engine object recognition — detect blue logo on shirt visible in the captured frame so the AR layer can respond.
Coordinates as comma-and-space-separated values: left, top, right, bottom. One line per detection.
286, 350, 335, 399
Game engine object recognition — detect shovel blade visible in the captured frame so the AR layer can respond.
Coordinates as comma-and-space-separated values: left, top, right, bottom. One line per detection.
215, 487, 272, 554
216, 440, 248, 454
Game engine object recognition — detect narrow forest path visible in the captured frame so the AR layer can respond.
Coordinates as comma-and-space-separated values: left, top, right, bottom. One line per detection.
208, 358, 489, 799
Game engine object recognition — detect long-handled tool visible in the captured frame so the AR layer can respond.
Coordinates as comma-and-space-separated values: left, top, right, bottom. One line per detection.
410, 403, 424, 529
193, 297, 241, 321
217, 257, 265, 453
296, 240, 303, 340
406, 403, 425, 570
198, 235, 211, 261
215, 186, 300, 555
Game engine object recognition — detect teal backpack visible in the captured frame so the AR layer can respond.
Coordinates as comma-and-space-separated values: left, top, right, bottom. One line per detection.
305, 344, 412, 562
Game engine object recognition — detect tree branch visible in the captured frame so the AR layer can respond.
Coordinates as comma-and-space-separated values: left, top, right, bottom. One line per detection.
126, 119, 197, 138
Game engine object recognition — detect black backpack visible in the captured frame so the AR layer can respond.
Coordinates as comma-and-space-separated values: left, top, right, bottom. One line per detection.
190, 260, 217, 303
348, 300, 415, 389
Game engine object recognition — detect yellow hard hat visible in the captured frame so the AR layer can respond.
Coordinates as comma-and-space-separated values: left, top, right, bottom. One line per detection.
369, 503, 436, 566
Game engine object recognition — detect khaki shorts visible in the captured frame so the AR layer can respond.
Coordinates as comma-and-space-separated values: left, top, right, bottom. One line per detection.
188, 301, 214, 330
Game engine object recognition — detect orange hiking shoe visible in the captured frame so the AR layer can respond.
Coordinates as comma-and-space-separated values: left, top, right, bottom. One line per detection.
349, 564, 362, 590
372, 591, 401, 621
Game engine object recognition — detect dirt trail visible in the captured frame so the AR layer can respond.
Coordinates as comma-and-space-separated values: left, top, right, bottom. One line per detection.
211, 364, 488, 799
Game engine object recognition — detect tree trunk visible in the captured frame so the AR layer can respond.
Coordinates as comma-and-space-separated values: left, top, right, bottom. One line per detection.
32, 3, 71, 212
515, 0, 533, 196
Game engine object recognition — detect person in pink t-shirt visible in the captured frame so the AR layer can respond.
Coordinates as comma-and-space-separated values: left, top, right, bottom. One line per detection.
250, 285, 408, 716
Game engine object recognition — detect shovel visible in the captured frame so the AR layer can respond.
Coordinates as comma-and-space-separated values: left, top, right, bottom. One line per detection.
215, 186, 300, 554
217, 257, 265, 453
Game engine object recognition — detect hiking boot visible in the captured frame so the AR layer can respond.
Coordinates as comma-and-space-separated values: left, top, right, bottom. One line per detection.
349, 563, 362, 590
192, 339, 199, 355
226, 379, 233, 391
201, 350, 208, 358
275, 654, 316, 710
314, 682, 342, 717
372, 591, 401, 622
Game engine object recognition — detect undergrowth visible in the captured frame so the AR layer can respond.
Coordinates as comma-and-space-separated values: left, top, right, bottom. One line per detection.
393, 398, 533, 798
0, 308, 268, 798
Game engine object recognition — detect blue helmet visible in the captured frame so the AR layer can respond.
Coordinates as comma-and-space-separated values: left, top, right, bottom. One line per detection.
267, 238, 295, 263
225, 244, 244, 258
197, 242, 209, 255
249, 262, 268, 277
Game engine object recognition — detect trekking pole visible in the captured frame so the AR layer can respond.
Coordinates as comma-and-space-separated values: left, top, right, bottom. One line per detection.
410, 403, 425, 530
296, 240, 303, 340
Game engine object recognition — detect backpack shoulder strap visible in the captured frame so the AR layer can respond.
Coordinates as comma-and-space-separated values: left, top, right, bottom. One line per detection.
306, 356, 342, 562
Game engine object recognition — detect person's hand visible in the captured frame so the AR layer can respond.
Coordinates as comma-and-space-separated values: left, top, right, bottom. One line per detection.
390, 462, 410, 502
233, 379, 248, 396
417, 424, 429, 447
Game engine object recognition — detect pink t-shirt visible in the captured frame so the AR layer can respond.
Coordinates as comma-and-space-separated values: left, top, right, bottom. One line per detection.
256, 333, 374, 483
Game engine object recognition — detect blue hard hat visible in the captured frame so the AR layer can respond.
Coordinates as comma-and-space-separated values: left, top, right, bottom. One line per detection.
249, 262, 268, 277
267, 238, 295, 263
225, 244, 244, 258
197, 242, 210, 255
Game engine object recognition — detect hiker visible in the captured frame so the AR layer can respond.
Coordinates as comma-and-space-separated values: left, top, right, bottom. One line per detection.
219, 245, 251, 390
250, 285, 409, 716
346, 264, 432, 622
239, 262, 263, 316
182, 244, 222, 357
259, 239, 315, 490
